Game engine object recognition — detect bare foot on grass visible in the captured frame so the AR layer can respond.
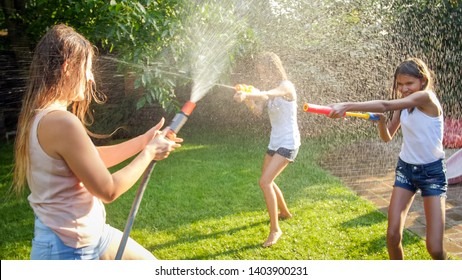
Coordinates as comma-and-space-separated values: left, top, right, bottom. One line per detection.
262, 230, 282, 248
278, 212, 293, 220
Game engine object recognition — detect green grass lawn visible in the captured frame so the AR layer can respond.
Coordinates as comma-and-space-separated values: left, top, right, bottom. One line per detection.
0, 125, 430, 260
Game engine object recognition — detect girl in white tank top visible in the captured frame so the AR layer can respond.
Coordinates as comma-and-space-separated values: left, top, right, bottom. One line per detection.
327, 58, 448, 260
233, 52, 300, 247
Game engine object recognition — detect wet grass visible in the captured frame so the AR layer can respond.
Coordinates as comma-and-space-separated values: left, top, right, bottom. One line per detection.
0, 125, 430, 260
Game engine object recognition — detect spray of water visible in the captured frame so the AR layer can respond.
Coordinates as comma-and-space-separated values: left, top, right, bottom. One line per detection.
100, 0, 247, 104
100, 55, 235, 92
241, 0, 462, 206
99, 0, 462, 256
184, 1, 247, 103
2, 0, 461, 252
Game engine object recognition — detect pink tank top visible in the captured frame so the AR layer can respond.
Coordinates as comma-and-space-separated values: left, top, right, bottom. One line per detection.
27, 104, 106, 248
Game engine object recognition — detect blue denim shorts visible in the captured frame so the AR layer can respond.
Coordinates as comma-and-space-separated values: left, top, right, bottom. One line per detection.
30, 216, 116, 260
394, 158, 447, 197
267, 147, 299, 162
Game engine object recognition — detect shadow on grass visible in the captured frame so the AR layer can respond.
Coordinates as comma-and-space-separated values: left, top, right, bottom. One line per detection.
184, 244, 263, 260
0, 133, 429, 259
341, 210, 429, 258
348, 235, 388, 258
346, 230, 429, 259
340, 210, 387, 228
149, 219, 267, 252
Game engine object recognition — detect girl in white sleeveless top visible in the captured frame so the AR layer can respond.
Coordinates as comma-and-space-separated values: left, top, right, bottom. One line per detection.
234, 52, 300, 247
13, 24, 182, 259
328, 58, 447, 260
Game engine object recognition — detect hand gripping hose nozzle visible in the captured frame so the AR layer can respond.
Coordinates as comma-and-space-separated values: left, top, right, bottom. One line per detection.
115, 100, 196, 260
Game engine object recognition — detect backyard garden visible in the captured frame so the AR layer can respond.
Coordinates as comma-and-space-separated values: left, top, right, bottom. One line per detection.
0, 0, 461, 261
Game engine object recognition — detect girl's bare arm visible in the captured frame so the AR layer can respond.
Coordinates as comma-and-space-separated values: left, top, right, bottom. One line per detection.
39, 111, 180, 203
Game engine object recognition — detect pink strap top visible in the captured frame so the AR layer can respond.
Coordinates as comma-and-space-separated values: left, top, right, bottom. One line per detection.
27, 104, 106, 248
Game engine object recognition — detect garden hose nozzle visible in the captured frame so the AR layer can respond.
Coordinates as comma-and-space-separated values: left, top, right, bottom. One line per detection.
168, 101, 196, 134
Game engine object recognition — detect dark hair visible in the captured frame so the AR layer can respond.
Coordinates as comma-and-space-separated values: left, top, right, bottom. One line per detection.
391, 57, 434, 99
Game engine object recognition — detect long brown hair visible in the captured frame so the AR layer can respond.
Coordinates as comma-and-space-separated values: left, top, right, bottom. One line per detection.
255, 51, 288, 90
12, 24, 105, 195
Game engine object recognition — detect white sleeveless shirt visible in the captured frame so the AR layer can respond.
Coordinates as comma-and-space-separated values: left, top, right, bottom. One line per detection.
267, 81, 301, 150
27, 104, 106, 248
399, 91, 445, 164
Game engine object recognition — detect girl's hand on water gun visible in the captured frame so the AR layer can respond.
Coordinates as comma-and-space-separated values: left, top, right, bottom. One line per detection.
234, 84, 267, 101
233, 91, 246, 103
244, 99, 263, 116
327, 103, 348, 119
235, 84, 255, 93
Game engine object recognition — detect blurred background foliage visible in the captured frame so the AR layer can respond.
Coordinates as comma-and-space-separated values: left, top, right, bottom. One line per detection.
0, 0, 460, 138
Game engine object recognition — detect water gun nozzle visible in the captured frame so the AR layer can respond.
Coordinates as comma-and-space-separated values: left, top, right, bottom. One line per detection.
235, 84, 255, 93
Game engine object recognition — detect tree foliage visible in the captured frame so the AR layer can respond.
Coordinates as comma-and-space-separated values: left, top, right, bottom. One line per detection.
387, 0, 462, 116
0, 0, 255, 136
1, 0, 459, 122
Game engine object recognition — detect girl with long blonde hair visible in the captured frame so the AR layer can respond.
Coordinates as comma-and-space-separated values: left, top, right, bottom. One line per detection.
234, 52, 301, 247
13, 24, 182, 260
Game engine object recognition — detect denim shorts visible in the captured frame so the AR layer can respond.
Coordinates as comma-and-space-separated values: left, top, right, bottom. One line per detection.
394, 158, 447, 197
30, 216, 115, 260
267, 147, 299, 162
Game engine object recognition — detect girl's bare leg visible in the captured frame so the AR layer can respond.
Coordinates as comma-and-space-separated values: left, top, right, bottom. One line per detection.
387, 187, 415, 259
99, 228, 156, 260
423, 195, 447, 259
259, 153, 289, 247
273, 182, 292, 219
